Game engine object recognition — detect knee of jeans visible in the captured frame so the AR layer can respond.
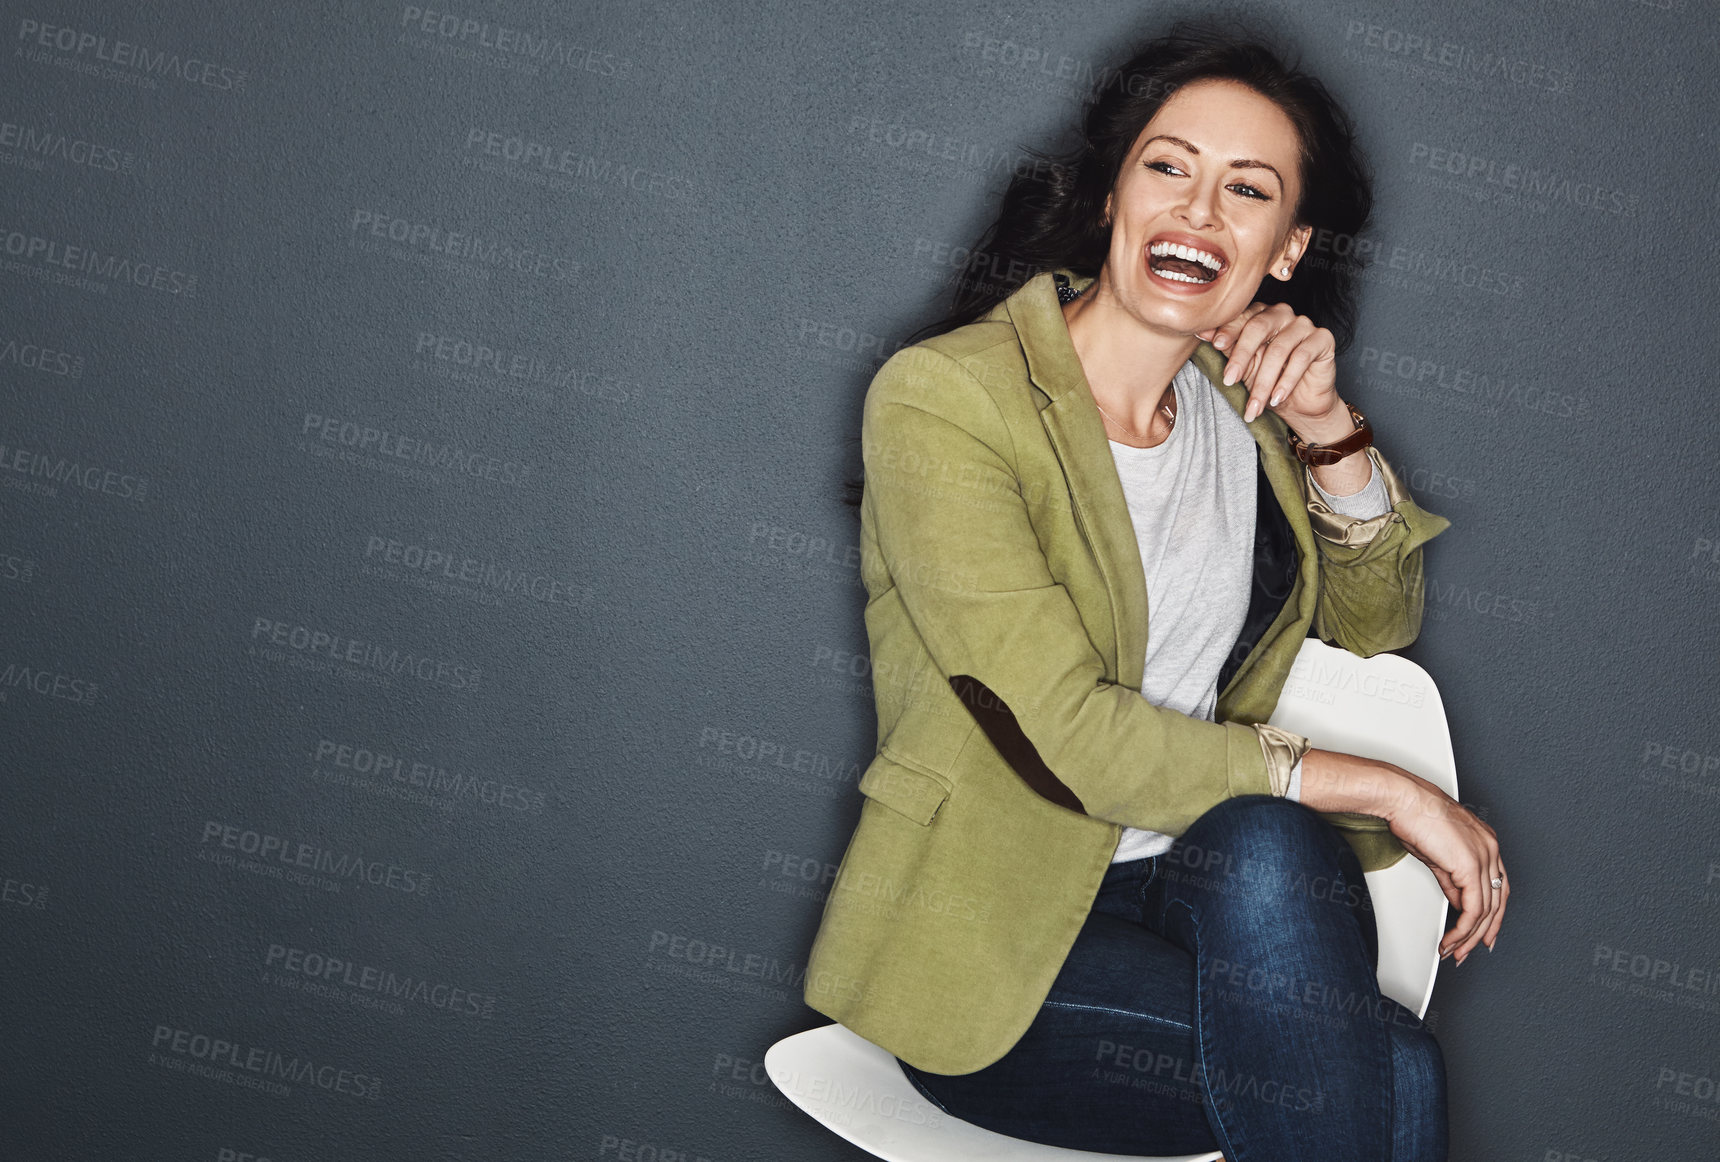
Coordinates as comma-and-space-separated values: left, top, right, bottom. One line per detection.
1175, 794, 1351, 884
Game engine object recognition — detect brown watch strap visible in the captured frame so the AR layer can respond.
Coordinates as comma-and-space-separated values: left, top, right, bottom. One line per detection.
1285, 400, 1373, 466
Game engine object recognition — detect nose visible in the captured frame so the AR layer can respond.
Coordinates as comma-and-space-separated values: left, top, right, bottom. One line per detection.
1175, 178, 1223, 229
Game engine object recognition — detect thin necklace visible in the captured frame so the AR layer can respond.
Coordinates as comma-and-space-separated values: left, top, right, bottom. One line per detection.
1060, 276, 1176, 444
1094, 387, 1177, 445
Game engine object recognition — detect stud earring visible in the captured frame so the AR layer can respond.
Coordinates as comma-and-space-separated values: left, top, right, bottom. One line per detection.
1280, 266, 1290, 276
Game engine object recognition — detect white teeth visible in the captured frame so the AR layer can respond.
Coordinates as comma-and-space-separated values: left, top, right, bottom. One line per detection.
1148, 240, 1224, 273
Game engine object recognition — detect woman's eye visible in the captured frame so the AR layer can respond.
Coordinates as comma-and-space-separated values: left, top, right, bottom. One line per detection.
1145, 162, 1270, 202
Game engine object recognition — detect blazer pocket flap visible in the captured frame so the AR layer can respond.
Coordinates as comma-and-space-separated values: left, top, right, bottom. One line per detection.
859, 748, 953, 826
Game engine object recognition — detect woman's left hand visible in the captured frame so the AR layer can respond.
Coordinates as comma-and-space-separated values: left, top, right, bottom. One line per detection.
1196, 302, 1340, 425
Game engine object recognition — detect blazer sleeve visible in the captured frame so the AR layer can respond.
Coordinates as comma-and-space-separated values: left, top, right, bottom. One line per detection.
1302, 444, 1453, 657
862, 345, 1283, 837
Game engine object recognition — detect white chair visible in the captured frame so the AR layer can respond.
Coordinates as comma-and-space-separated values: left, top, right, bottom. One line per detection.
767, 638, 1458, 1162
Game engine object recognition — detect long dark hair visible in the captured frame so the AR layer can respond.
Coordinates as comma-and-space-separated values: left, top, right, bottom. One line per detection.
840, 16, 1374, 512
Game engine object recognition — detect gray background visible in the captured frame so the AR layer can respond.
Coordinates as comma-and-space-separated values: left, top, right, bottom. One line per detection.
2, 1, 1716, 1159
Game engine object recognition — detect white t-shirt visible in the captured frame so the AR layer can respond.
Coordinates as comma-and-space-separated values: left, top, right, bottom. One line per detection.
1106, 359, 1391, 863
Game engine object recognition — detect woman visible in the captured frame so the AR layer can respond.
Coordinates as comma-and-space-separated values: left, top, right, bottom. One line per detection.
803, 20, 1507, 1161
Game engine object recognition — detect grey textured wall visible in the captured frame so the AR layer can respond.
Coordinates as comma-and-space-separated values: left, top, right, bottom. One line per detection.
2, 1, 1716, 1159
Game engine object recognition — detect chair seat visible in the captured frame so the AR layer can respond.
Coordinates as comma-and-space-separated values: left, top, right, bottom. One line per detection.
770, 639, 1457, 1159
765, 1021, 1224, 1162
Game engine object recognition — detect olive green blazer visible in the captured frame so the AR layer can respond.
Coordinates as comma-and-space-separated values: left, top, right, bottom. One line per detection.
802, 269, 1453, 1076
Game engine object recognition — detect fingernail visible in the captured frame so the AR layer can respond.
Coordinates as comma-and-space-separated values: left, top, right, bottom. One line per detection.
1215, 334, 1228, 348
1223, 364, 1237, 386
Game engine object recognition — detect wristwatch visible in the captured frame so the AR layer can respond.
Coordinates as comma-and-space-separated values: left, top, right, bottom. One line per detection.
1284, 400, 1373, 466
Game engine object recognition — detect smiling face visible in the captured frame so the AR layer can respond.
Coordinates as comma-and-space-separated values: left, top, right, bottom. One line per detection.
1097, 77, 1312, 335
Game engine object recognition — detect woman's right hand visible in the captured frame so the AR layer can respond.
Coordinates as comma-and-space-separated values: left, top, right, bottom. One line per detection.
1378, 766, 1507, 964
1297, 748, 1507, 965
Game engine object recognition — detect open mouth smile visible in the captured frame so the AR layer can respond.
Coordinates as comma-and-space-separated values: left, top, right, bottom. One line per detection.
1145, 237, 1228, 288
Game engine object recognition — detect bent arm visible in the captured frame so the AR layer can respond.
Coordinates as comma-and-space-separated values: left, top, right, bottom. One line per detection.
862, 346, 1299, 837
1303, 444, 1453, 657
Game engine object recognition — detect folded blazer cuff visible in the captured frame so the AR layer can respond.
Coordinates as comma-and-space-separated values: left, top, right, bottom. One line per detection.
1252, 722, 1312, 798
1305, 446, 1406, 547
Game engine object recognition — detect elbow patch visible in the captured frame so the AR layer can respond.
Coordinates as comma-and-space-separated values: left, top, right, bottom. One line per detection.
947, 673, 1087, 815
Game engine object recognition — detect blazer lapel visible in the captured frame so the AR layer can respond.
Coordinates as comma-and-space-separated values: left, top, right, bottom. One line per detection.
1002, 269, 1319, 697
1006, 272, 1149, 690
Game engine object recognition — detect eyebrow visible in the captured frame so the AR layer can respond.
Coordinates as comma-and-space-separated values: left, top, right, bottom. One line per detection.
1143, 134, 1285, 189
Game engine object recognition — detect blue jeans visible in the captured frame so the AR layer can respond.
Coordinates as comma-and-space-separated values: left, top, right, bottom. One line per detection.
896, 795, 1448, 1161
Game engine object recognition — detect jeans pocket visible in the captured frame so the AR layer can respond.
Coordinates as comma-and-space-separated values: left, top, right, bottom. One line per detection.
1136, 855, 1160, 917
1094, 855, 1158, 923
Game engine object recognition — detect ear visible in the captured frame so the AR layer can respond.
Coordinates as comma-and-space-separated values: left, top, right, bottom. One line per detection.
1276, 223, 1313, 279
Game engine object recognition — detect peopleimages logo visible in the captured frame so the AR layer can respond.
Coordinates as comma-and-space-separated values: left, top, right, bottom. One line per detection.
249, 616, 483, 692
149, 1025, 380, 1100
397, 7, 633, 77
200, 821, 433, 896
0, 436, 149, 501
461, 128, 693, 199
300, 411, 536, 487
2, 874, 48, 909
361, 533, 591, 613
0, 119, 135, 174
266, 943, 497, 1017
314, 736, 548, 814
0, 335, 86, 378
0, 225, 197, 296
0, 659, 99, 704
412, 330, 645, 404
348, 210, 579, 282
15, 19, 249, 90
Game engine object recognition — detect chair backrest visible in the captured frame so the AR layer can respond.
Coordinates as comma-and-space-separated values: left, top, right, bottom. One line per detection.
1267, 636, 1457, 1019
